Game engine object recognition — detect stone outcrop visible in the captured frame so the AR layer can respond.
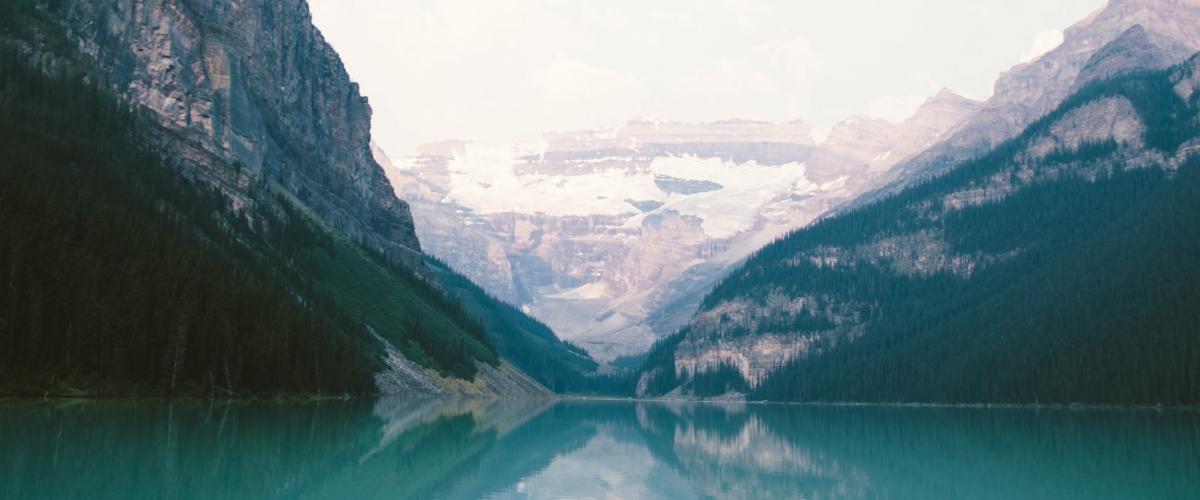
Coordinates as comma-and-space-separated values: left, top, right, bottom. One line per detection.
57, 0, 422, 265
1072, 25, 1171, 91
863, 0, 1200, 205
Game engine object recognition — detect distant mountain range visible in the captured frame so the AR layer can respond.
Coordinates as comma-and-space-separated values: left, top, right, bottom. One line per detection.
384, 91, 980, 361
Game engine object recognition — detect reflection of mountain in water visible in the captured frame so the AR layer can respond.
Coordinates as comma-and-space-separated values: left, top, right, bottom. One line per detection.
628, 403, 1200, 500
2, 399, 1198, 499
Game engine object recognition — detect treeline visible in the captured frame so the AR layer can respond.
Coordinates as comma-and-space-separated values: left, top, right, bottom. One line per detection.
0, 47, 375, 396
753, 156, 1200, 404
425, 256, 596, 390
665, 63, 1200, 405
0, 35, 505, 394
635, 330, 689, 397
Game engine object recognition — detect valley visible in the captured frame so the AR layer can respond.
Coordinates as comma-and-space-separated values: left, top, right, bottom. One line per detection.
4, 1, 1200, 497
1, 0, 1198, 407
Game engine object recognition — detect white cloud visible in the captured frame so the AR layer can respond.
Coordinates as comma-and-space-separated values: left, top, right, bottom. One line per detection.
753, 37, 823, 82
527, 54, 646, 103
867, 94, 928, 123
717, 0, 771, 29
309, 0, 1108, 154
677, 58, 780, 102
385, 0, 535, 65
1021, 29, 1064, 63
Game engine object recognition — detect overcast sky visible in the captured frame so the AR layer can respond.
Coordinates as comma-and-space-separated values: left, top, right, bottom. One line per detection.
309, 0, 1106, 156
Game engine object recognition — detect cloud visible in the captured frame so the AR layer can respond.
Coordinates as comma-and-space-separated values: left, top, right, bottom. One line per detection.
717, 0, 771, 29
310, 0, 1107, 154
527, 54, 646, 103
678, 58, 780, 100
1020, 29, 1064, 63
867, 94, 928, 123
384, 0, 537, 64
753, 37, 823, 83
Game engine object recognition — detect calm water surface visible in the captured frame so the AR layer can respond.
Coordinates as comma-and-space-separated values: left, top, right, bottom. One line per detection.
1, 398, 1198, 499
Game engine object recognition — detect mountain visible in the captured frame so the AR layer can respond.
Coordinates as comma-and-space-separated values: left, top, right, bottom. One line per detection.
0, 0, 567, 397
56, 0, 423, 267
866, 0, 1200, 202
386, 93, 980, 362
424, 257, 609, 393
635, 44, 1200, 404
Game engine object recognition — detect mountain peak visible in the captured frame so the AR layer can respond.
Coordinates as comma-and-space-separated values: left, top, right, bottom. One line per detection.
922, 88, 980, 109
933, 87, 965, 100
902, 88, 981, 131
1073, 24, 1171, 90
1071, 0, 1200, 54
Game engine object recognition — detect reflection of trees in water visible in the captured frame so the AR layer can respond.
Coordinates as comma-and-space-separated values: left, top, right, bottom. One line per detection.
1, 399, 377, 498
2, 400, 1198, 499
0, 398, 557, 499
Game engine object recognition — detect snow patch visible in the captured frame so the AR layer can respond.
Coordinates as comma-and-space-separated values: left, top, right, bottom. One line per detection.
438, 144, 821, 240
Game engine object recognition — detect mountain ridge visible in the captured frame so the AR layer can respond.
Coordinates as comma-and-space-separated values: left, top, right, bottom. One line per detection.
633, 49, 1200, 404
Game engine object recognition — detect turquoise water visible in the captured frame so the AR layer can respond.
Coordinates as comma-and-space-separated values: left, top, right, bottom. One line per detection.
1, 399, 1198, 499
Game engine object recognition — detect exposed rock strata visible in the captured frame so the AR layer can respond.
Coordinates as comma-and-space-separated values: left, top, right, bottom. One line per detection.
58, 0, 422, 265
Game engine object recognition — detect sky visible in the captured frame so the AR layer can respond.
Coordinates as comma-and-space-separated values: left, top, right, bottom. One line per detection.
309, 0, 1106, 156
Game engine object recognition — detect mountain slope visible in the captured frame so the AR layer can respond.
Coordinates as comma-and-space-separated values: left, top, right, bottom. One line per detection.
0, 0, 565, 397
0, 45, 379, 396
424, 257, 602, 392
868, 0, 1200, 203
637, 53, 1200, 404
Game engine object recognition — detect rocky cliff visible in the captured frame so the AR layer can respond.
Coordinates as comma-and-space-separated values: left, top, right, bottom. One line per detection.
865, 0, 1200, 204
57, 0, 422, 265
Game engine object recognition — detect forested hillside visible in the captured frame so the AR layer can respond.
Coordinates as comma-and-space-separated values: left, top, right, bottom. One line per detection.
640, 60, 1200, 405
0, 41, 501, 395
425, 258, 604, 392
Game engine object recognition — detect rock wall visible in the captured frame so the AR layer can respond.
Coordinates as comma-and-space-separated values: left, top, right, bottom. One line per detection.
58, 0, 422, 265
861, 0, 1200, 208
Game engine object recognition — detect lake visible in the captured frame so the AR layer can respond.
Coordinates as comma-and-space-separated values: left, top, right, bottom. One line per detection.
1, 398, 1197, 499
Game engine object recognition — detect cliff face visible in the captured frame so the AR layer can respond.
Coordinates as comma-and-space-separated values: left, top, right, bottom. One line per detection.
862, 0, 1200, 205
58, 0, 421, 264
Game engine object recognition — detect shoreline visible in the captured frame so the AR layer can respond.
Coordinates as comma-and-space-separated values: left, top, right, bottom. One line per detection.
3, 393, 1198, 412
557, 395, 1200, 411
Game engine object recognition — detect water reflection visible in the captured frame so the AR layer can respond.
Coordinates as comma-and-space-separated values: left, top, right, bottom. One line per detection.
1, 398, 1197, 499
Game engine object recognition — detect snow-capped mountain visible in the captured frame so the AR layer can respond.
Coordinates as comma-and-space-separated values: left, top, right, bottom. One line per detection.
382, 92, 979, 361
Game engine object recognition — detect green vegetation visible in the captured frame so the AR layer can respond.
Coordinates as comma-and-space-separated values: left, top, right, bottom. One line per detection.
681, 363, 750, 397
634, 330, 689, 397
301, 242, 498, 379
0, 38, 500, 394
427, 256, 641, 395
647, 63, 1200, 405
425, 257, 596, 390
0, 46, 375, 396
